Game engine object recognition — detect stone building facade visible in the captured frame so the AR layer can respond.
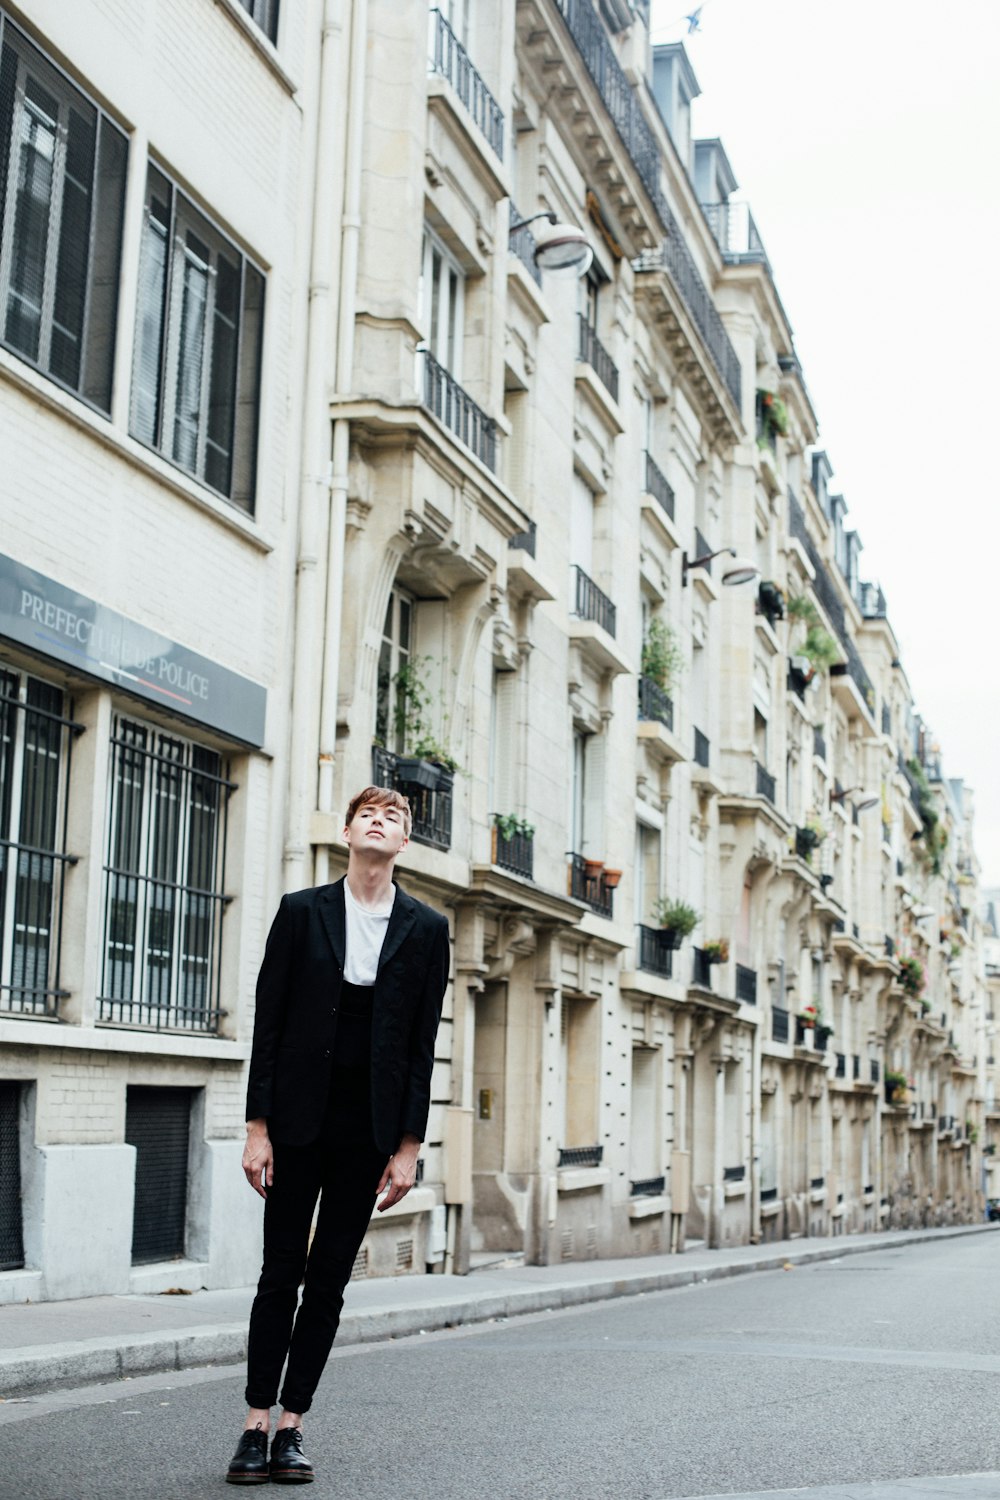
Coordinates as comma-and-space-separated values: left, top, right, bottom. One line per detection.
0, 0, 990, 1302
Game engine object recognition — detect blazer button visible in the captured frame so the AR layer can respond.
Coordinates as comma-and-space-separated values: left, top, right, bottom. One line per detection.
324, 1049, 331, 1058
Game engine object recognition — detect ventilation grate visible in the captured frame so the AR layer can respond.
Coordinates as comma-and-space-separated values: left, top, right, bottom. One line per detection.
395, 1237, 414, 1272
350, 1244, 369, 1280
0, 1085, 24, 1271
125, 1087, 192, 1264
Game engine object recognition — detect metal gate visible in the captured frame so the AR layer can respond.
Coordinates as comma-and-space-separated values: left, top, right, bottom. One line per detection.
125, 1087, 192, 1264
0, 1083, 24, 1270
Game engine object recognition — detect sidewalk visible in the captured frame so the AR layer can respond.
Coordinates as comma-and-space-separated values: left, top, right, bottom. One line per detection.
1, 1223, 994, 1397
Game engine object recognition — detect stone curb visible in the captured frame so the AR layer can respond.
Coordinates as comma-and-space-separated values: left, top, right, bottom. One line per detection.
2, 1223, 994, 1396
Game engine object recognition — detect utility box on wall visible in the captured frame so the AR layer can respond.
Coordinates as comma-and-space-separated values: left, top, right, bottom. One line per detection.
444, 1106, 474, 1204
670, 1149, 691, 1214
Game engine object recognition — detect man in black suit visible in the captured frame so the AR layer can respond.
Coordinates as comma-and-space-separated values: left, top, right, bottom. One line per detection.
226, 785, 450, 1485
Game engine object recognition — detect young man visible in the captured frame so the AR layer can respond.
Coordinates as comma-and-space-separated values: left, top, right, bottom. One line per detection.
226, 786, 450, 1485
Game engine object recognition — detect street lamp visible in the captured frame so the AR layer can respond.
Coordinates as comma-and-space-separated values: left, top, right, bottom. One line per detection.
830, 787, 879, 813
681, 547, 760, 588
508, 210, 593, 278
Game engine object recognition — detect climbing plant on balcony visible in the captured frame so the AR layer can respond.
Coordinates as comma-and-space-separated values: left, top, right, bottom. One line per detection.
786, 594, 820, 628
641, 617, 685, 691
757, 388, 789, 440
906, 756, 948, 875
898, 956, 925, 998
802, 625, 839, 673
392, 657, 461, 772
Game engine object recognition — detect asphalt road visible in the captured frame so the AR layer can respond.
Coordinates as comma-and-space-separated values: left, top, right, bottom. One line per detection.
1, 1234, 998, 1500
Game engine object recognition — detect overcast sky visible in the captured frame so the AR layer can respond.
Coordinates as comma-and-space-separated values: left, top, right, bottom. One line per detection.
649, 0, 1000, 882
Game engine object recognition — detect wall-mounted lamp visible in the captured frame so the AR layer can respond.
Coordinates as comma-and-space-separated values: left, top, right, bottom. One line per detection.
829, 786, 879, 813
508, 210, 594, 278
681, 547, 760, 588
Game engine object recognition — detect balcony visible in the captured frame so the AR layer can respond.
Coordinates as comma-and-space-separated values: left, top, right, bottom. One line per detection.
860, 581, 887, 620
772, 1006, 790, 1043
637, 924, 674, 979
428, 8, 504, 158
835, 1053, 846, 1079
371, 747, 453, 850
568, 853, 614, 918
692, 947, 713, 989
638, 675, 673, 731
755, 761, 776, 803
642, 450, 674, 522
492, 825, 534, 881
701, 200, 770, 271
422, 350, 497, 470
571, 563, 617, 636
723, 1164, 746, 1183
558, 1144, 603, 1168
735, 964, 757, 1004
577, 313, 619, 402
508, 201, 542, 287
509, 519, 536, 556
630, 1175, 665, 1198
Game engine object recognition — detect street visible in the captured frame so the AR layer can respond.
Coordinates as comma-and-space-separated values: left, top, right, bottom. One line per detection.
1, 1234, 998, 1500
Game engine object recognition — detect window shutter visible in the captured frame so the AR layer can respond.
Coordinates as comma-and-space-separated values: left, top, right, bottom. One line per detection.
81, 116, 127, 412
582, 731, 605, 858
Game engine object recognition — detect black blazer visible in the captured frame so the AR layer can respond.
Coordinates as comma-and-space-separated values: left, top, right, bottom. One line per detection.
245, 878, 450, 1154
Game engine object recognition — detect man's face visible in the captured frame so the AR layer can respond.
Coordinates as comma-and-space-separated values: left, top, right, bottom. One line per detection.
344, 800, 409, 859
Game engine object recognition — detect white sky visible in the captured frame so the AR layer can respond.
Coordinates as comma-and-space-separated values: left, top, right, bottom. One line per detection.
650, 0, 1000, 881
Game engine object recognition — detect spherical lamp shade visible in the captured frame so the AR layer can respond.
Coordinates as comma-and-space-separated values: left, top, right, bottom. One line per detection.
533, 220, 593, 278
720, 555, 760, 587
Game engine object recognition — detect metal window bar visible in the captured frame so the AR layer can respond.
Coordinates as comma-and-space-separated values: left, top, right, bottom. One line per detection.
810, 1176, 825, 1190
371, 746, 453, 851
735, 964, 757, 1004
870, 1060, 880, 1084
643, 450, 674, 520
723, 1164, 746, 1182
814, 1026, 829, 1054
0, 1082, 24, 1269
702, 201, 770, 269
852, 1054, 861, 1080
125, 1086, 191, 1263
428, 8, 504, 158
694, 528, 713, 575
692, 946, 712, 989
835, 1052, 846, 1078
755, 760, 776, 802
508, 200, 541, 286
771, 1005, 789, 1043
558, 1144, 603, 1168
577, 313, 619, 401
0, 671, 81, 1018
630, 1175, 665, 1197
760, 1186, 778, 1203
568, 852, 614, 918
693, 727, 710, 767
98, 720, 233, 1032
493, 824, 533, 880
421, 347, 497, 471
571, 563, 617, 637
637, 923, 673, 979
638, 675, 673, 731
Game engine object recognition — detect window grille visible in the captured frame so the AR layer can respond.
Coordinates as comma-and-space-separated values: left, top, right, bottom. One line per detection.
0, 667, 80, 1017
0, 1082, 23, 1269
130, 163, 264, 512
235, 0, 279, 44
0, 14, 127, 412
99, 716, 233, 1032
125, 1086, 192, 1263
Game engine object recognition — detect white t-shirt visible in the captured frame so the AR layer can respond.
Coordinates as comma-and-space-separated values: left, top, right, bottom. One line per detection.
343, 880, 396, 985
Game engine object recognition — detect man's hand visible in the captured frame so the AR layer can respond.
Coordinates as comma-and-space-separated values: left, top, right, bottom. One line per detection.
376, 1133, 421, 1212
243, 1119, 273, 1199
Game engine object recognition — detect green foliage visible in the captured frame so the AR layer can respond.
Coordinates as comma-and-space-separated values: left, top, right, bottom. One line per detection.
393, 657, 461, 772
802, 625, 840, 672
898, 956, 925, 997
786, 593, 820, 627
757, 388, 789, 437
703, 938, 730, 963
884, 1068, 908, 1091
652, 897, 699, 936
907, 757, 947, 874
493, 813, 535, 841
641, 617, 685, 692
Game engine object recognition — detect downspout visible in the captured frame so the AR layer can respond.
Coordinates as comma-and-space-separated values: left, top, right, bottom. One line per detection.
284, 0, 345, 892
314, 0, 367, 886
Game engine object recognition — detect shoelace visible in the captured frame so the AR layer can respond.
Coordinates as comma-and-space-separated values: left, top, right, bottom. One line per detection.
273, 1428, 303, 1450
240, 1429, 268, 1451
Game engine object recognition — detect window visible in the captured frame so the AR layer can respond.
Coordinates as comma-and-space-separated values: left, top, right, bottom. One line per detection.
0, 667, 76, 1017
375, 587, 413, 753
629, 1048, 659, 1184
131, 164, 264, 511
0, 15, 127, 411
235, 0, 279, 44
420, 227, 464, 377
570, 474, 595, 577
99, 717, 233, 1032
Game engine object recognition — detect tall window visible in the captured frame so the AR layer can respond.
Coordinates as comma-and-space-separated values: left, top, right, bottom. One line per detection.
131, 164, 264, 512
0, 15, 127, 411
375, 587, 413, 753
0, 668, 75, 1017
236, 0, 279, 44
420, 227, 464, 377
570, 473, 595, 578
99, 717, 232, 1032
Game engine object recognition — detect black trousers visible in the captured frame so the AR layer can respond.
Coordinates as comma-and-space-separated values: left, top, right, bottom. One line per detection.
245, 991, 387, 1414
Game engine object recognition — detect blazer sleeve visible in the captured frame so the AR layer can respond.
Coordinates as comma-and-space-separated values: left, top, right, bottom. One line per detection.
397, 915, 450, 1145
245, 896, 293, 1124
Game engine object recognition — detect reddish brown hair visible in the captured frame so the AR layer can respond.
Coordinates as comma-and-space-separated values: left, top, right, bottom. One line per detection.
345, 784, 412, 837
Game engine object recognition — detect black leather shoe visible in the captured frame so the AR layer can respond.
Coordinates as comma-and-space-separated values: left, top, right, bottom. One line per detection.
269, 1427, 314, 1484
226, 1426, 270, 1484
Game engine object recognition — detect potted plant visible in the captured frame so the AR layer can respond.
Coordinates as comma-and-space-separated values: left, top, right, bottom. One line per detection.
757, 580, 785, 626
756, 388, 789, 442
795, 820, 826, 863
797, 1004, 818, 1030
967, 1122, 979, 1144
492, 814, 535, 860
898, 956, 925, 998
703, 938, 730, 964
652, 898, 699, 949
641, 617, 684, 692
786, 594, 820, 629
802, 624, 840, 674
392, 658, 461, 782
884, 1068, 909, 1105
602, 867, 623, 889
583, 857, 605, 879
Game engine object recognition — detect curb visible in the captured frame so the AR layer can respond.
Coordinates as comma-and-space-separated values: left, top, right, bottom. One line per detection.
2, 1224, 994, 1396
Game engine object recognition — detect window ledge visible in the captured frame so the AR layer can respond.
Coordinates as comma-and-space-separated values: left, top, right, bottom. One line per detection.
724, 1178, 748, 1199
557, 1166, 610, 1194
0, 1018, 250, 1060
760, 1198, 782, 1219
0, 350, 273, 554
213, 0, 301, 95
627, 1194, 666, 1219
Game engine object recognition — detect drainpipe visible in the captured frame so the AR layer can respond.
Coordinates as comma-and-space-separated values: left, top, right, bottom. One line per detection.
314, 0, 367, 887
284, 0, 346, 892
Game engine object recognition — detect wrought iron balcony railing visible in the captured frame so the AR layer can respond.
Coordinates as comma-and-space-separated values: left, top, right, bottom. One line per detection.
693, 727, 710, 767
492, 825, 534, 880
633, 220, 742, 410
571, 563, 617, 636
558, 1144, 603, 1168
422, 349, 497, 470
692, 946, 713, 989
428, 8, 504, 158
736, 964, 757, 1004
701, 200, 770, 269
835, 1052, 846, 1078
638, 675, 673, 731
508, 200, 542, 286
371, 746, 453, 850
772, 1005, 789, 1043
630, 1174, 665, 1197
637, 924, 673, 979
577, 314, 619, 401
568, 853, 614, 918
859, 581, 887, 619
643, 450, 674, 521
723, 1164, 746, 1182
761, 1186, 779, 1203
755, 760, 776, 803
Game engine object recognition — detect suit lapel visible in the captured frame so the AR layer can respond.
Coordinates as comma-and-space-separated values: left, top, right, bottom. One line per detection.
377, 884, 416, 975
318, 879, 347, 971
